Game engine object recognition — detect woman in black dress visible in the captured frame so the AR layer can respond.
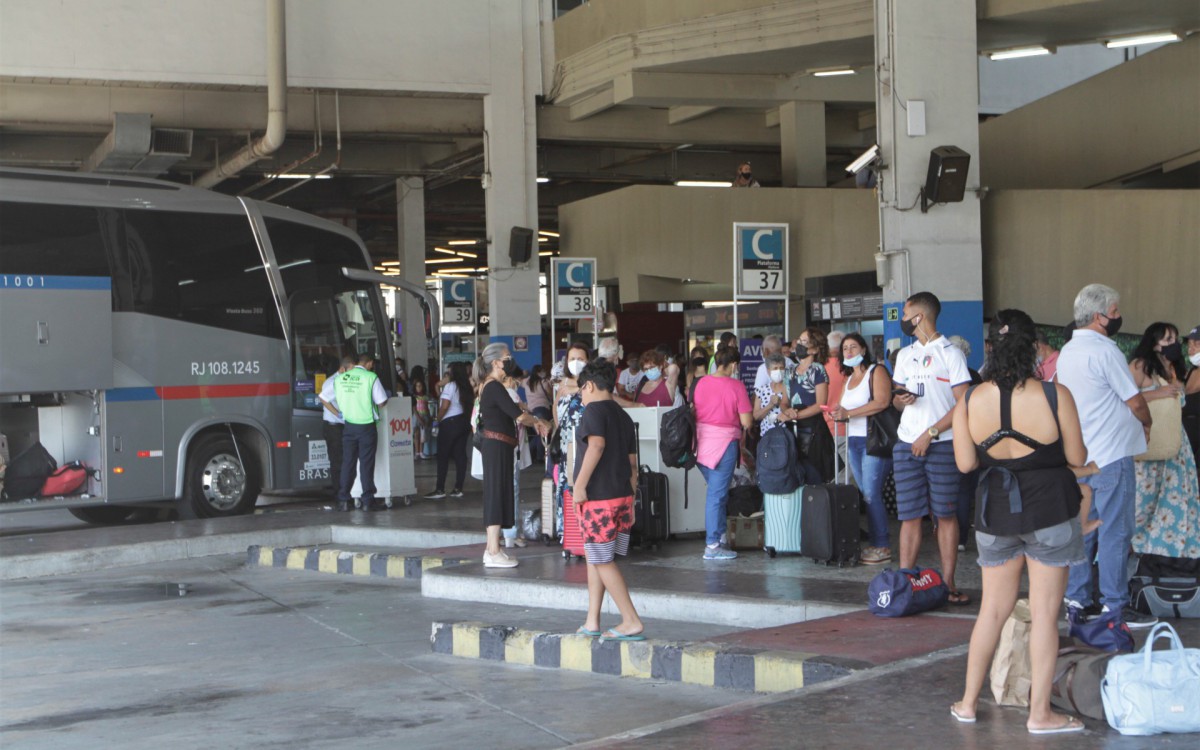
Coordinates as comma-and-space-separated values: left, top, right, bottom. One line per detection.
477, 343, 551, 568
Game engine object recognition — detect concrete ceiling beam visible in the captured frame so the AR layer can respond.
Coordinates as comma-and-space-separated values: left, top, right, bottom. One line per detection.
568, 86, 617, 121
667, 105, 720, 125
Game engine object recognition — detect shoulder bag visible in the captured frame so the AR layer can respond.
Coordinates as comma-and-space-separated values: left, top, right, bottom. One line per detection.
865, 365, 901, 458
1136, 377, 1182, 461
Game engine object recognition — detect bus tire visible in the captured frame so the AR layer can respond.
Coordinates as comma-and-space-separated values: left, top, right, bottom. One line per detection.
180, 434, 261, 519
69, 506, 136, 525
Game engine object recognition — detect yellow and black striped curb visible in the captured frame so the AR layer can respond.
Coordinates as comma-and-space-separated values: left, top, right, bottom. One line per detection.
247, 545, 471, 579
429, 621, 859, 693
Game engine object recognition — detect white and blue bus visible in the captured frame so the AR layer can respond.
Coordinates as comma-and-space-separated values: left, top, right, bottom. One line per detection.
0, 168, 430, 522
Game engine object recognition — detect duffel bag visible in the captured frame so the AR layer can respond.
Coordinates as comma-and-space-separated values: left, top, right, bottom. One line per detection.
868, 567, 949, 618
1131, 576, 1200, 619
1051, 646, 1116, 721
1101, 622, 1200, 736
1069, 608, 1134, 653
40, 462, 91, 497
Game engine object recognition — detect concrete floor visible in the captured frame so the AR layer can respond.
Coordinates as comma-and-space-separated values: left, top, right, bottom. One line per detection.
2, 460, 1198, 748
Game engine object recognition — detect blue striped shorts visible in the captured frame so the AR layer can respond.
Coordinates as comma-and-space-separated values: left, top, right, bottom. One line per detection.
892, 440, 961, 521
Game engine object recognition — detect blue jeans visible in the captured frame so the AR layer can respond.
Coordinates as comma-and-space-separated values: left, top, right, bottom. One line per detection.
698, 440, 739, 546
1066, 457, 1136, 611
847, 436, 892, 549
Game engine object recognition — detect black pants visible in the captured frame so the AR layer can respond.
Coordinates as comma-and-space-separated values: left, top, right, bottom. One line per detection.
482, 438, 516, 528
322, 421, 344, 497
436, 413, 469, 492
339, 423, 378, 504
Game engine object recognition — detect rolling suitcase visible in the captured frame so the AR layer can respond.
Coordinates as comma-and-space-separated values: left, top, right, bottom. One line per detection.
800, 434, 861, 566
633, 424, 670, 550
540, 476, 557, 544
763, 486, 804, 557
561, 487, 586, 560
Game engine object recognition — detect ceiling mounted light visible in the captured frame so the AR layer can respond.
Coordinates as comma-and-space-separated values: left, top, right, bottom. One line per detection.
536, 176, 551, 184
448, 239, 477, 246
674, 180, 733, 188
454, 251, 478, 259
811, 67, 855, 77
986, 45, 1052, 60
1105, 31, 1180, 48
538, 230, 560, 238
265, 173, 333, 180
845, 144, 880, 174
433, 247, 457, 255
380, 260, 400, 267
425, 257, 459, 264
538, 251, 555, 257
537, 237, 549, 243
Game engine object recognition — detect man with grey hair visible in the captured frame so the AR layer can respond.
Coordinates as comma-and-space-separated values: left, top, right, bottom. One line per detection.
753, 334, 786, 390
597, 337, 639, 408
1057, 283, 1155, 628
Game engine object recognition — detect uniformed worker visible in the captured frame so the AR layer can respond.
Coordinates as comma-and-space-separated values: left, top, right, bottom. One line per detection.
334, 354, 390, 512
318, 356, 357, 509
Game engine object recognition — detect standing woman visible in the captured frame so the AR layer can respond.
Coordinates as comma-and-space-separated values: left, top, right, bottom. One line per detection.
752, 353, 791, 435
786, 328, 833, 482
426, 362, 473, 499
831, 334, 895, 565
551, 343, 590, 539
1185, 325, 1200, 478
1128, 322, 1200, 559
692, 347, 753, 560
477, 343, 551, 568
635, 350, 678, 407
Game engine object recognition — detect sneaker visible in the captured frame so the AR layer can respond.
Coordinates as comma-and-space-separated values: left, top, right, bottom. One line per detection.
483, 550, 518, 568
861, 546, 892, 565
504, 537, 528, 549
448, 489, 464, 498
424, 490, 446, 500
1107, 605, 1158, 630
1064, 600, 1102, 623
703, 545, 737, 561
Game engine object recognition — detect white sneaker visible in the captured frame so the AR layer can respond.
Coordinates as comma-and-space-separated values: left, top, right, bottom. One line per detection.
483, 550, 518, 568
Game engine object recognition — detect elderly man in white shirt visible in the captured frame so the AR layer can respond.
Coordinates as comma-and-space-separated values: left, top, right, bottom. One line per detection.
1056, 283, 1155, 629
753, 334, 788, 390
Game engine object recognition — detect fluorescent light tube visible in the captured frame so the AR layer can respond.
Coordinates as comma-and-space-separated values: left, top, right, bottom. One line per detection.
987, 46, 1051, 60
1105, 32, 1180, 48
674, 180, 733, 188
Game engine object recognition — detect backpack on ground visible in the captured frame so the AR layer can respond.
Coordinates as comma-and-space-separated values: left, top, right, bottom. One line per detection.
756, 426, 800, 495
1, 442, 56, 502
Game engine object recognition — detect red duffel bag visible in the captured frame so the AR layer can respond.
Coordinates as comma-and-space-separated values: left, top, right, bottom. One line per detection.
40, 462, 90, 497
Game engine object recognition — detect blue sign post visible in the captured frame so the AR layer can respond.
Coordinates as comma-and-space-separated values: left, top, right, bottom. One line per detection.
732, 222, 790, 343
549, 257, 597, 361
441, 277, 477, 356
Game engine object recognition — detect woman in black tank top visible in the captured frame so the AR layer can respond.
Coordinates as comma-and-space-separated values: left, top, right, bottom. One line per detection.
948, 310, 1091, 735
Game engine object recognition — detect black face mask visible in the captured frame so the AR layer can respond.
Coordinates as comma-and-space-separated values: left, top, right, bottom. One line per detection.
1101, 314, 1123, 337
900, 314, 920, 337
740, 172, 752, 180
1160, 342, 1182, 361
501, 359, 518, 377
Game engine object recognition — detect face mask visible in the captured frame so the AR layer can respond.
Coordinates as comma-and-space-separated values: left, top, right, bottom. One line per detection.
1190, 351, 1200, 367
769, 369, 784, 383
645, 367, 662, 381
843, 355, 864, 368
900, 314, 921, 337
740, 172, 752, 180
501, 359, 518, 377
1160, 342, 1182, 361
567, 360, 586, 377
1101, 314, 1122, 337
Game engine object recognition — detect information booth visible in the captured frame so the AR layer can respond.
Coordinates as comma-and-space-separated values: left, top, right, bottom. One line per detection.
624, 405, 707, 535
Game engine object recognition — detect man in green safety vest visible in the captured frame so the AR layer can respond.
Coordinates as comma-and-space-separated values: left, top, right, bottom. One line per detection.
334, 354, 390, 511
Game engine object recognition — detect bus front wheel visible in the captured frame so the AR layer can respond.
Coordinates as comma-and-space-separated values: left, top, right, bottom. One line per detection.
180, 434, 261, 519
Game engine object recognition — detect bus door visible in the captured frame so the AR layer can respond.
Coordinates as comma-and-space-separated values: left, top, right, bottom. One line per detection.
289, 288, 347, 491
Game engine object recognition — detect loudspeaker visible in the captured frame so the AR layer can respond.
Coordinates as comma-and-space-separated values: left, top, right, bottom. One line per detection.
508, 226, 534, 265
923, 146, 970, 209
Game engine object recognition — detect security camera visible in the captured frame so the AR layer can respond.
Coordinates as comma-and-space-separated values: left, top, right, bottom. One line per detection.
845, 144, 880, 175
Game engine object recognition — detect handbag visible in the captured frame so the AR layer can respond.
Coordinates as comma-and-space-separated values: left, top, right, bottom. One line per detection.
1069, 608, 1134, 653
1101, 622, 1200, 736
1136, 380, 1182, 461
864, 366, 901, 458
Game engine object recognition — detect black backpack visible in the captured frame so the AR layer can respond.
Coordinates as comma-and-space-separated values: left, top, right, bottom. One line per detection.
659, 405, 696, 470
2, 442, 57, 502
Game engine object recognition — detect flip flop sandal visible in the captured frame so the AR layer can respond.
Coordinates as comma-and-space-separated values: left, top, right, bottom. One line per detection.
575, 627, 602, 637
948, 590, 971, 606
600, 629, 646, 642
950, 704, 976, 724
1028, 717, 1084, 735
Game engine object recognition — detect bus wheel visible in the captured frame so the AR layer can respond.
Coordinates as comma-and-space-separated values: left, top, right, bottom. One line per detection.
69, 506, 136, 525
180, 434, 261, 518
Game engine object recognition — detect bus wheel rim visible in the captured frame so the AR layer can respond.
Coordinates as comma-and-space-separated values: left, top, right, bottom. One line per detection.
201, 452, 246, 510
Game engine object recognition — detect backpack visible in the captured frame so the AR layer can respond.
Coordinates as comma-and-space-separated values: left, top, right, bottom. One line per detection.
1, 442, 56, 502
659, 405, 696, 470
756, 425, 801, 494
41, 461, 91, 497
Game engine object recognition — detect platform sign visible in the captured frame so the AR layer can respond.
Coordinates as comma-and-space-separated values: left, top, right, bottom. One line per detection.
550, 258, 595, 319
734, 223, 788, 298
441, 279, 475, 325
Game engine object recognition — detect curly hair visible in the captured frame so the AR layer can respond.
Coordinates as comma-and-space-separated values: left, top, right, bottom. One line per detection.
986, 309, 1037, 391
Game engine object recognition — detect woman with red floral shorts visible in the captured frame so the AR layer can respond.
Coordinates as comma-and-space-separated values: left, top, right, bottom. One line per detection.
571, 360, 645, 641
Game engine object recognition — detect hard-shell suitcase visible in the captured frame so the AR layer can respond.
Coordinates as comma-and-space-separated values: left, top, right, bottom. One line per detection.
763, 486, 804, 557
541, 476, 557, 544
562, 487, 586, 560
799, 434, 861, 566
632, 424, 669, 549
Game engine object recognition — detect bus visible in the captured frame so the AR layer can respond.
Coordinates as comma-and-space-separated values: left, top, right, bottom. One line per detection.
0, 168, 432, 522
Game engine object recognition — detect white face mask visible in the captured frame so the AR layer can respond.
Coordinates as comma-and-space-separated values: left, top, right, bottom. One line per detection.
567, 360, 586, 377
1190, 351, 1200, 367
769, 369, 785, 383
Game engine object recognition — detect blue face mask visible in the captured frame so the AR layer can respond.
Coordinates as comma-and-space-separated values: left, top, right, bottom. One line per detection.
645, 367, 662, 381
843, 354, 864, 368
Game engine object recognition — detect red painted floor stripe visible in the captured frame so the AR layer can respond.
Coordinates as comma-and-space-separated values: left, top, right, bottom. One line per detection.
156, 383, 290, 399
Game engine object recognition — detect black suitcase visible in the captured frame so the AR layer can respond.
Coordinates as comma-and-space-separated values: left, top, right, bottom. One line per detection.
632, 424, 669, 550
800, 435, 861, 566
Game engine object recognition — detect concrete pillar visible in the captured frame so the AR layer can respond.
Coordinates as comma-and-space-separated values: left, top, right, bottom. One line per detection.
874, 0, 984, 367
779, 101, 826, 187
482, 0, 542, 370
396, 176, 428, 375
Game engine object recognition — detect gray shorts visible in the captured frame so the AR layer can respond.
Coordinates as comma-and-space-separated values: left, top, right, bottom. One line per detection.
976, 517, 1086, 568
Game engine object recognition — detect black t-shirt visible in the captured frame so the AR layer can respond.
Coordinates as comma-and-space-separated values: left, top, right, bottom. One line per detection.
573, 399, 636, 501
480, 380, 522, 437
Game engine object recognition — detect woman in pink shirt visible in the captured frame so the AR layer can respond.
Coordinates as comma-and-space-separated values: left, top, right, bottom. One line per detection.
692, 347, 753, 560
